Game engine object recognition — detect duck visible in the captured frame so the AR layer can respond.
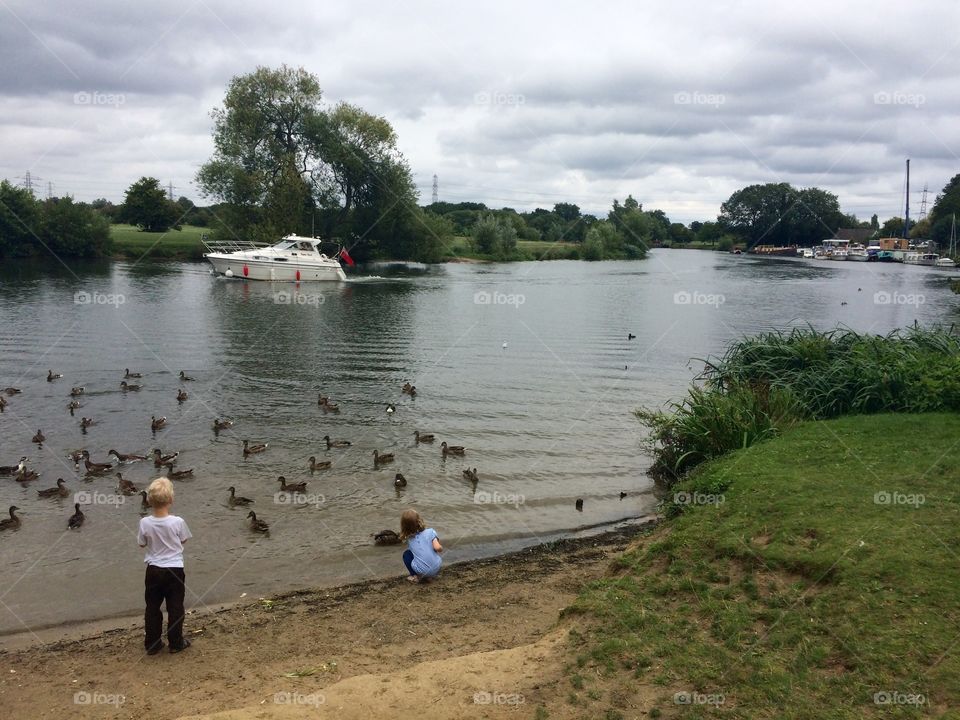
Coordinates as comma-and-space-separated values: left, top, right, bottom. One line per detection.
80, 417, 95, 430
401, 383, 417, 396
213, 419, 233, 432
277, 476, 307, 493
179, 371, 195, 381
619, 491, 627, 500
32, 429, 45, 444
0, 396, 5, 412
120, 381, 142, 391
151, 415, 167, 431
2, 387, 21, 395
67, 449, 85, 465
247, 510, 269, 532
124, 368, 143, 379
394, 472, 407, 489
70, 386, 85, 396
441, 441, 466, 457
414, 431, 434, 444
463, 468, 479, 484
67, 399, 81, 413
47, 370, 62, 381
323, 435, 351, 449
385, 404, 396, 414
164, 463, 194, 480
67, 503, 85, 529
227, 486, 253, 506
152, 448, 179, 466
38, 479, 69, 498
0, 457, 27, 476
321, 399, 340, 412
373, 450, 395, 465
15, 466, 39, 482
177, 389, 188, 402
317, 393, 330, 406
108, 449, 146, 463
372, 529, 401, 546
243, 439, 268, 455
0, 506, 21, 531
139, 490, 150, 511
575, 498, 584, 511
308, 456, 332, 471
116, 473, 138, 495
82, 451, 113, 474
628, 333, 636, 340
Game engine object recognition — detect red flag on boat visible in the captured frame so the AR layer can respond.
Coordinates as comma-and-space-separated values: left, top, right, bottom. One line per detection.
339, 248, 355, 267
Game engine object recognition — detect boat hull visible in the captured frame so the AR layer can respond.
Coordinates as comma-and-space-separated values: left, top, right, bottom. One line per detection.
205, 255, 346, 282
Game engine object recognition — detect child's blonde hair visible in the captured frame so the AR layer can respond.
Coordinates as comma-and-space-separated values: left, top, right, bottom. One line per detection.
147, 477, 174, 508
399, 508, 425, 541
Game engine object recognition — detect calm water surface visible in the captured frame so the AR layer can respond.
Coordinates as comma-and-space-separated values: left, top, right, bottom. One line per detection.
1, 250, 958, 635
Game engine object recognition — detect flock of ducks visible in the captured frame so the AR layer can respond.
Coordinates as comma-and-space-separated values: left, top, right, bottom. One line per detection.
1, 369, 476, 538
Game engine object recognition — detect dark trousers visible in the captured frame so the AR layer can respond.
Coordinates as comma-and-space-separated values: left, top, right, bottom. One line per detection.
403, 549, 416, 576
144, 565, 186, 651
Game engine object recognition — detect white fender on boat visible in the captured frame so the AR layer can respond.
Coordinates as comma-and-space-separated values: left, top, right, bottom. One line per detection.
225, 268, 234, 278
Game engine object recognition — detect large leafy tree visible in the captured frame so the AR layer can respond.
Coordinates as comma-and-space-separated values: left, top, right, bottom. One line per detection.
719, 183, 843, 247
119, 177, 180, 232
930, 173, 960, 246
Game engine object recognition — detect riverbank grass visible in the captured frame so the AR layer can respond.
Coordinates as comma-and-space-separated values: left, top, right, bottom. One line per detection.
567, 413, 959, 718
109, 223, 208, 259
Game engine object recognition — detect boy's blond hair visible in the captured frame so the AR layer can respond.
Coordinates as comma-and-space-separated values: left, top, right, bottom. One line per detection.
147, 477, 174, 507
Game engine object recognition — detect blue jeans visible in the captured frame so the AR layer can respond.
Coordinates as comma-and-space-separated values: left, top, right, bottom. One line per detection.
403, 549, 416, 576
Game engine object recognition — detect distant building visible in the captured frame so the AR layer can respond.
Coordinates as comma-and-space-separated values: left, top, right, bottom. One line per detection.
878, 237, 910, 251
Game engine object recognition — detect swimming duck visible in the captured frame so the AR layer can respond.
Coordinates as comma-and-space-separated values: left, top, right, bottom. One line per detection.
38, 479, 69, 498
164, 463, 194, 480
372, 529, 400, 546
317, 393, 330, 406
414, 431, 434, 444
385, 404, 396, 414
227, 486, 253, 506
15, 466, 39, 482
463, 468, 479, 484
277, 476, 307, 493
80, 417, 95, 429
2, 387, 21, 395
401, 383, 417, 396
619, 491, 627, 500
0, 396, 5, 411
179, 371, 195, 381
67, 399, 81, 413
68, 503, 85, 529
140, 490, 150, 511
575, 498, 584, 511
116, 473, 138, 495
0, 457, 27, 475
213, 419, 233, 431
243, 439, 268, 455
81, 450, 113, 474
152, 448, 179, 466
32, 429, 45, 444
108, 449, 146, 463
124, 368, 142, 379
0, 506, 21, 531
373, 450, 395, 465
394, 472, 407, 488
70, 386, 85, 396
67, 450, 85, 465
321, 399, 340, 412
47, 370, 62, 381
176, 389, 188, 402
120, 381, 142, 391
247, 510, 269, 532
441, 442, 466, 457
151, 416, 167, 431
308, 456, 332, 471
628, 333, 636, 340
323, 435, 351, 449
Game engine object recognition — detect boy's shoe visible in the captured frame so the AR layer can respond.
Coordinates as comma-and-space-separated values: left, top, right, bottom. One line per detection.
169, 639, 191, 654
146, 642, 165, 655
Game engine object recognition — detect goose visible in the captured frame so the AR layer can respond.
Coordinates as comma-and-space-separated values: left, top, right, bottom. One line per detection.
243, 439, 268, 455
140, 490, 150, 511
385, 404, 396, 414
164, 463, 194, 480
372, 529, 400, 546
70, 386, 85, 396
151, 416, 167, 431
179, 371, 195, 381
0, 457, 27, 476
176, 389, 188, 402
38, 479, 69, 498
80, 417, 95, 429
414, 431, 434, 444
227, 486, 253, 506
394, 472, 407, 488
81, 451, 113, 474
120, 381, 142, 391
0, 506, 21, 531
247, 511, 269, 532
575, 498, 584, 511
2, 387, 21, 395
108, 449, 146, 463
124, 368, 142, 379
323, 435, 351, 449
47, 370, 62, 381
373, 450, 395, 465
463, 468, 479, 484
277, 476, 307, 493
116, 473, 138, 495
152, 448, 179, 466
213, 419, 233, 431
308, 456, 331, 471
15, 466, 39, 482
68, 503, 85, 529
441, 441, 465, 457
32, 429, 45, 444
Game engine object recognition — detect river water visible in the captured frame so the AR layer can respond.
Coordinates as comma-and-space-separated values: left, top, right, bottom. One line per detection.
0, 250, 956, 636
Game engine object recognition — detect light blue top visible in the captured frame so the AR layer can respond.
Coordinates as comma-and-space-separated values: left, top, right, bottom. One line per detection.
408, 528, 442, 577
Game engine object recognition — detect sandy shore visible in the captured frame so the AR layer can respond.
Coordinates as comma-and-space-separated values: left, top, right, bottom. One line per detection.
1, 518, 657, 719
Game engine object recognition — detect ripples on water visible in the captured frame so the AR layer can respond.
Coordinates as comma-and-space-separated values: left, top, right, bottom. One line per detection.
0, 251, 957, 633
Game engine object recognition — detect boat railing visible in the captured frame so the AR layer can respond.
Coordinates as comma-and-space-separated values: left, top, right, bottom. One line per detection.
201, 237, 271, 255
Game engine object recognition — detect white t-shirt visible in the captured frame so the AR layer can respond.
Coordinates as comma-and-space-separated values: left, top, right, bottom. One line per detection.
138, 514, 192, 568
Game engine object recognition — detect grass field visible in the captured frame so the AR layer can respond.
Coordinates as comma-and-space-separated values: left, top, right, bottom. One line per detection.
109, 223, 208, 259
565, 412, 959, 718
445, 235, 582, 261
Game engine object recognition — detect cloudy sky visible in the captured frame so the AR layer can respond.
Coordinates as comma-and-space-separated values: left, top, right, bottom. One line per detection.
1, 0, 958, 223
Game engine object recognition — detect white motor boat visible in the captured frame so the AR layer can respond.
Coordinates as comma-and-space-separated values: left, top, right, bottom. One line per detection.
847, 248, 869, 261
903, 252, 921, 265
917, 252, 940, 266
935, 257, 957, 268
802, 248, 814, 259
203, 235, 348, 281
